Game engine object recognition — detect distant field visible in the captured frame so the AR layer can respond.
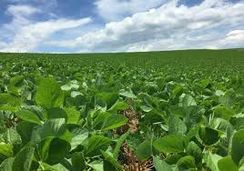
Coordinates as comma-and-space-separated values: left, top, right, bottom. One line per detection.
0, 49, 243, 170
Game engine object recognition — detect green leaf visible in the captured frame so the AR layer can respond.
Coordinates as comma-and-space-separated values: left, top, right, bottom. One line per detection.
0, 143, 13, 157
186, 141, 202, 163
218, 156, 238, 171
40, 138, 71, 165
177, 155, 196, 169
35, 77, 64, 109
214, 105, 235, 120
204, 152, 222, 171
231, 129, 244, 165
140, 105, 153, 112
199, 126, 220, 145
88, 160, 103, 171
39, 162, 68, 171
172, 84, 184, 97
0, 157, 14, 171
70, 130, 88, 150
153, 135, 187, 153
179, 94, 196, 107
96, 92, 119, 108
64, 107, 80, 125
107, 101, 129, 112
230, 113, 244, 130
153, 156, 172, 171
102, 114, 128, 131
16, 121, 37, 144
39, 118, 66, 139
16, 110, 42, 125
168, 115, 187, 135
47, 108, 67, 120
113, 131, 130, 159
84, 135, 111, 156
135, 139, 153, 161
3, 128, 21, 145
0, 93, 20, 111
119, 89, 137, 99
12, 145, 35, 171
61, 80, 79, 91
71, 152, 86, 171
102, 151, 123, 171
239, 157, 244, 171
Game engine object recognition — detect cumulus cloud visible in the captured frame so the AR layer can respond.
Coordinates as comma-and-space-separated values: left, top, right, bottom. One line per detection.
94, 0, 167, 21
0, 5, 92, 52
225, 30, 244, 41
51, 0, 244, 52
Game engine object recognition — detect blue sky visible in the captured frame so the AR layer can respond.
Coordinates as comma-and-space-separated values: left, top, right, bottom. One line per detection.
0, 0, 244, 52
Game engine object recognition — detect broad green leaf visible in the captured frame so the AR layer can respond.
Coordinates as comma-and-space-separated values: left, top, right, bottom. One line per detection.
135, 139, 153, 161
119, 89, 137, 99
102, 114, 128, 131
16, 121, 37, 144
35, 77, 64, 109
107, 101, 128, 112
199, 126, 220, 145
186, 141, 202, 163
96, 92, 119, 108
47, 108, 67, 120
39, 118, 66, 139
16, 110, 42, 125
172, 84, 184, 97
64, 107, 80, 125
179, 94, 196, 107
93, 112, 110, 130
214, 105, 235, 120
230, 113, 244, 130
153, 135, 187, 153
204, 152, 222, 171
0, 143, 12, 157
199, 79, 210, 88
218, 156, 238, 171
61, 80, 79, 91
0, 157, 14, 171
231, 129, 244, 165
177, 155, 196, 169
40, 138, 71, 165
3, 128, 21, 145
71, 152, 86, 171
0, 143, 13, 157
84, 135, 111, 156
153, 156, 172, 171
12, 145, 35, 171
70, 130, 88, 150
88, 160, 103, 171
168, 115, 187, 135
0, 93, 20, 111
140, 105, 153, 112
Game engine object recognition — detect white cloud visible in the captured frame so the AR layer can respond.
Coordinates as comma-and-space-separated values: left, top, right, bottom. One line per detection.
0, 5, 92, 52
225, 30, 244, 41
215, 29, 244, 48
95, 0, 167, 21
6, 5, 40, 17
1, 18, 92, 52
51, 0, 244, 52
